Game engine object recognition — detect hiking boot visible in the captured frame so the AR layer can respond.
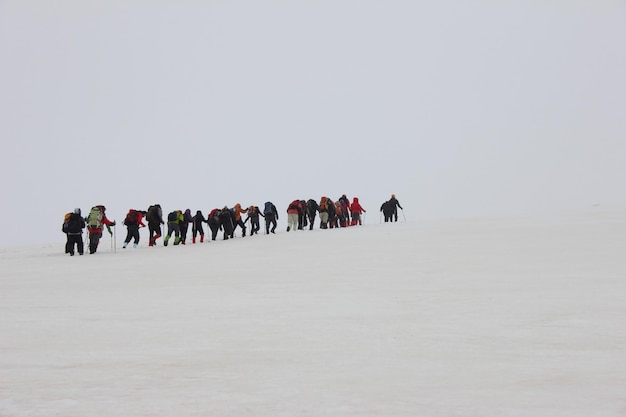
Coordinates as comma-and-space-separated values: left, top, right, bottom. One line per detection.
123, 242, 128, 248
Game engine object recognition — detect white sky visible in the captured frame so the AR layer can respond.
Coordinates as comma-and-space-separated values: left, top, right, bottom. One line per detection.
1, 1, 625, 246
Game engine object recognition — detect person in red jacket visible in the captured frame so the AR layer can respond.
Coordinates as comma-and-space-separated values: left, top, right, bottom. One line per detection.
122, 209, 146, 248
86, 205, 116, 254
350, 197, 366, 226
286, 200, 301, 232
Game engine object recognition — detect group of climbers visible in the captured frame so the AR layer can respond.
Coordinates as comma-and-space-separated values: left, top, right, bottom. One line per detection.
62, 194, 403, 255
380, 194, 403, 222
286, 195, 367, 231
62, 205, 116, 255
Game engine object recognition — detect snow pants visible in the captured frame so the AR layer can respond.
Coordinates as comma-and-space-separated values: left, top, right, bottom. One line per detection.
233, 219, 246, 237
124, 224, 140, 245
180, 222, 190, 244
307, 212, 316, 230
265, 213, 277, 234
148, 222, 162, 246
192, 223, 205, 239
88, 230, 102, 254
319, 212, 329, 229
250, 217, 261, 235
208, 220, 220, 241
164, 222, 181, 246
65, 233, 84, 256
287, 213, 299, 231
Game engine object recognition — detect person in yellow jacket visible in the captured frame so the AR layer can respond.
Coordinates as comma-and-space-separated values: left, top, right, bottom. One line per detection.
232, 203, 248, 237
164, 210, 184, 246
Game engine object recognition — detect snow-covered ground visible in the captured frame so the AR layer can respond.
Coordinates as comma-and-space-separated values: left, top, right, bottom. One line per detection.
1, 209, 625, 417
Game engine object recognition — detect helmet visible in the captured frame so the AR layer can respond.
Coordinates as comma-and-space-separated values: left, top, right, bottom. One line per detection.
74, 208, 81, 215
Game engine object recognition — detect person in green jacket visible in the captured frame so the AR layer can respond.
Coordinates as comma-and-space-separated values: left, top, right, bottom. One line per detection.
164, 210, 184, 246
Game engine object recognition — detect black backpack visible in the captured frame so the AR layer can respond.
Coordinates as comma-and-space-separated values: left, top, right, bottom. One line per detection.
65, 213, 83, 234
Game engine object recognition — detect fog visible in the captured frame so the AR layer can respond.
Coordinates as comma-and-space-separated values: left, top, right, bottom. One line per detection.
1, 1, 625, 247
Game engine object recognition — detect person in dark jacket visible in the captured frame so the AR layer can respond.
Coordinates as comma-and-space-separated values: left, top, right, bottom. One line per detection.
63, 208, 85, 256
389, 194, 403, 222
219, 207, 235, 240
296, 200, 307, 230
306, 199, 319, 230
122, 209, 146, 248
146, 204, 164, 246
327, 198, 338, 228
380, 200, 394, 222
245, 206, 264, 236
338, 194, 351, 227
180, 208, 193, 244
263, 201, 278, 234
207, 208, 222, 241
192, 210, 206, 243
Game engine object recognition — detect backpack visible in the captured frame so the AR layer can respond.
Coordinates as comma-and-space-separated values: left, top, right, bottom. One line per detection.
87, 206, 103, 229
62, 212, 72, 232
320, 198, 328, 210
167, 211, 178, 222
264, 202, 274, 215
124, 209, 138, 225
65, 213, 83, 234
147, 205, 162, 223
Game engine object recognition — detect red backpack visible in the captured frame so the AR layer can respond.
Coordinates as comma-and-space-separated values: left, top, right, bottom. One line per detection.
124, 209, 138, 224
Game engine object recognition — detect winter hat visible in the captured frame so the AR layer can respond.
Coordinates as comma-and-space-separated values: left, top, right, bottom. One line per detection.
74, 208, 81, 215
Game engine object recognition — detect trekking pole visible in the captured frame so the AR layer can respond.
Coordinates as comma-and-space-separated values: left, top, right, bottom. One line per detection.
401, 209, 406, 222
114, 223, 117, 253
379, 212, 382, 224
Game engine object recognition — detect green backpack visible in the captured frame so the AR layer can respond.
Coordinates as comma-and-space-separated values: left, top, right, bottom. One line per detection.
87, 206, 103, 228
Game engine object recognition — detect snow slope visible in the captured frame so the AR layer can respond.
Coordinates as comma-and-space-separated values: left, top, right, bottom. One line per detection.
1, 210, 625, 416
